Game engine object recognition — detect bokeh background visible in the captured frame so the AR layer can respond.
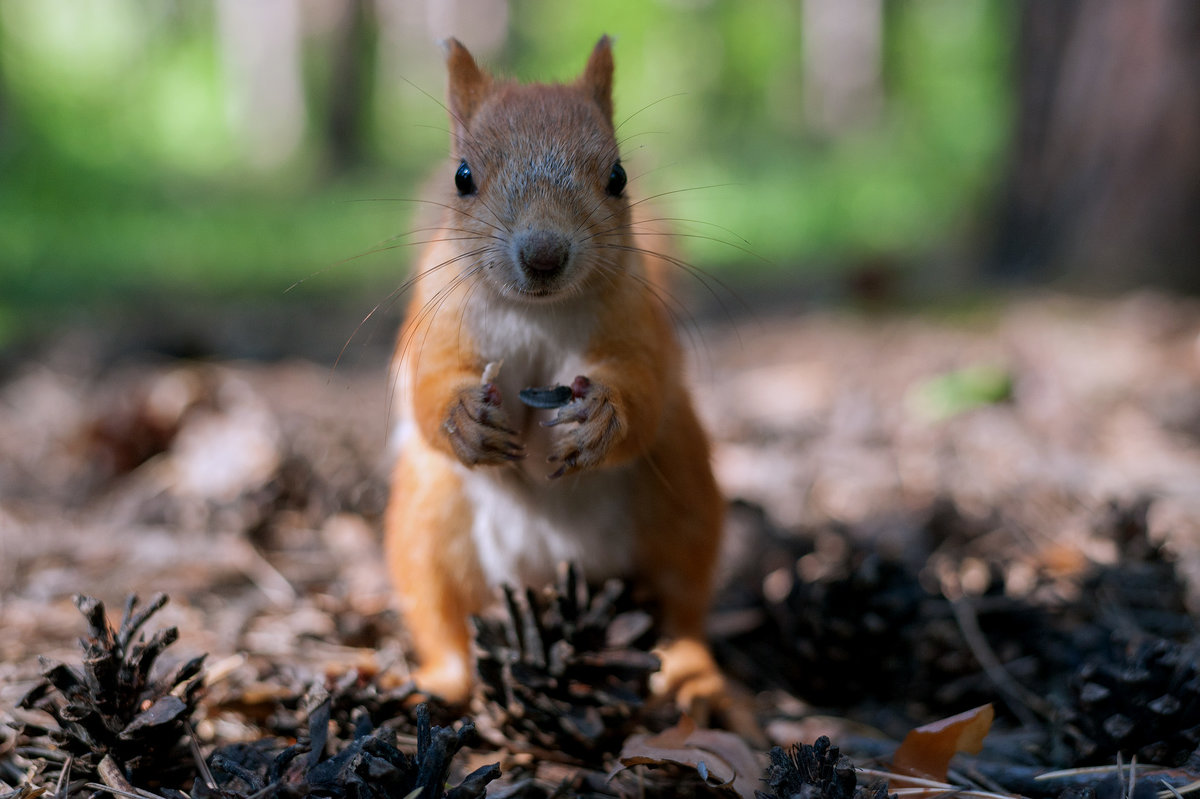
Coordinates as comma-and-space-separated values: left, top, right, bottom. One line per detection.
4, 3, 1200, 771
4, 0, 1196, 357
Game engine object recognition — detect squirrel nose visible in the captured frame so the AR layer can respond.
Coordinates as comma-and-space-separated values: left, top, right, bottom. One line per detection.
517, 231, 571, 274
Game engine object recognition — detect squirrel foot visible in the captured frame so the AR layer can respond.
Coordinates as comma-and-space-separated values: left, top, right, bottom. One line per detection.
405, 657, 472, 707
653, 637, 766, 748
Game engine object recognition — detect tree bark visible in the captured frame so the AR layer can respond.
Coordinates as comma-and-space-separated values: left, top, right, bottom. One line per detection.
991, 0, 1200, 292
323, 0, 374, 174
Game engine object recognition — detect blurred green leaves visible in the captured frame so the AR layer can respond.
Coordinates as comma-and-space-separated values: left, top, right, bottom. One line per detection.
3, 3, 230, 177
907, 363, 1014, 422
0, 1, 1014, 342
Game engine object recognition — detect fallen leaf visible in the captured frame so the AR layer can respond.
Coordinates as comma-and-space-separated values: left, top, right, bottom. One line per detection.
641, 713, 696, 749
907, 364, 1013, 422
611, 715, 762, 798
892, 703, 994, 781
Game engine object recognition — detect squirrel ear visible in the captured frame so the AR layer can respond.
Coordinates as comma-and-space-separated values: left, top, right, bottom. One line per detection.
442, 38, 490, 127
580, 35, 614, 122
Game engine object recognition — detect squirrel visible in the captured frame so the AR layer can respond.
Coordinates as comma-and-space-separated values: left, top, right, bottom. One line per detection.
384, 35, 734, 724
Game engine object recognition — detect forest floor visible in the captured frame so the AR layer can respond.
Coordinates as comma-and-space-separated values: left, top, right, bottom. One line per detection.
2, 289, 1199, 798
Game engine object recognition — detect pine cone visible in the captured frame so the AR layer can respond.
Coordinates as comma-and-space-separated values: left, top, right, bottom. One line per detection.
1059, 638, 1200, 766
767, 547, 925, 703
256, 667, 460, 743
17, 594, 204, 789
472, 564, 661, 760
201, 702, 497, 799
748, 528, 1075, 717
757, 736, 891, 799
1080, 500, 1192, 639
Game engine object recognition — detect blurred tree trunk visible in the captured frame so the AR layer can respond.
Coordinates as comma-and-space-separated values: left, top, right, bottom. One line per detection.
216, 0, 305, 171
991, 0, 1200, 292
323, 0, 374, 173
802, 0, 883, 135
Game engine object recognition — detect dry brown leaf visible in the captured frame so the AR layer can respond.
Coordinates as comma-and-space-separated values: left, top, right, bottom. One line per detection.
892, 703, 994, 781
642, 712, 698, 749
612, 715, 762, 798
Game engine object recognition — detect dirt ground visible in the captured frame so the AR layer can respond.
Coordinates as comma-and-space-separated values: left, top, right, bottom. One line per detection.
2, 289, 1199, 796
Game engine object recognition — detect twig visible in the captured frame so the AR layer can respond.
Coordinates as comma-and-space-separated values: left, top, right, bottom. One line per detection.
52, 757, 71, 799
95, 756, 163, 799
956, 766, 1010, 796
84, 786, 163, 799
1036, 765, 1160, 780
949, 596, 1049, 728
96, 757, 135, 796
229, 537, 296, 606
1159, 779, 1200, 799
856, 768, 955, 789
890, 788, 1019, 799
188, 723, 217, 792
1161, 781, 1186, 799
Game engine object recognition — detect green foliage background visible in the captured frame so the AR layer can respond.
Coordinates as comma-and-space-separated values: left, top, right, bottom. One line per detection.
0, 1, 1012, 344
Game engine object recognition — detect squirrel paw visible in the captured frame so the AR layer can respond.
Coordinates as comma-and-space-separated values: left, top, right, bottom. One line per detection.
407, 659, 472, 706
542, 376, 620, 478
653, 637, 766, 747
444, 382, 525, 466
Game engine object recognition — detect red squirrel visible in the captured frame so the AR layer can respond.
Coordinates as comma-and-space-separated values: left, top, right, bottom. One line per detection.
384, 36, 731, 721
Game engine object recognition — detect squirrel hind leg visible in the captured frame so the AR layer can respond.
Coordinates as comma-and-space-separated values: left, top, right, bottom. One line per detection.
653, 636, 766, 747
410, 655, 473, 706
401, 564, 476, 704
652, 635, 724, 707
385, 448, 486, 706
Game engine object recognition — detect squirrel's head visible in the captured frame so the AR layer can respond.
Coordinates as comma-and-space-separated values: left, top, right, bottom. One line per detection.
438, 36, 632, 303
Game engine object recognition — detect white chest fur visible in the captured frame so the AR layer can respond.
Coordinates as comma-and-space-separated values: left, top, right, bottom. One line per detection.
459, 298, 636, 588
458, 465, 636, 588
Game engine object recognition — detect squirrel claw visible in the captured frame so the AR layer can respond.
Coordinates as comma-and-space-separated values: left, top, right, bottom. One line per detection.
544, 377, 619, 477
540, 406, 587, 428
546, 451, 579, 479
445, 384, 524, 466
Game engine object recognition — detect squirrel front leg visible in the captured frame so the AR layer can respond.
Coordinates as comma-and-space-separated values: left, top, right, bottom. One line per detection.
407, 332, 525, 466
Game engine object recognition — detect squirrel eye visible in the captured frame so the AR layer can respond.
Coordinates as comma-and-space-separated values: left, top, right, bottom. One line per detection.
454, 160, 476, 196
605, 161, 627, 197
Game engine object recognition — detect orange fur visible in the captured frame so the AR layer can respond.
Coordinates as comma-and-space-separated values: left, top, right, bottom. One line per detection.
384, 36, 730, 719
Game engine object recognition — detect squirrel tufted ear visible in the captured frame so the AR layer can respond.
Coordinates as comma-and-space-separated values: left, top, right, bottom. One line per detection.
579, 35, 615, 122
442, 38, 490, 127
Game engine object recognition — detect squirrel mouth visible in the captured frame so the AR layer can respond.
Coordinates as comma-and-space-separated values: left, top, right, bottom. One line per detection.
511, 282, 561, 300
509, 263, 573, 299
